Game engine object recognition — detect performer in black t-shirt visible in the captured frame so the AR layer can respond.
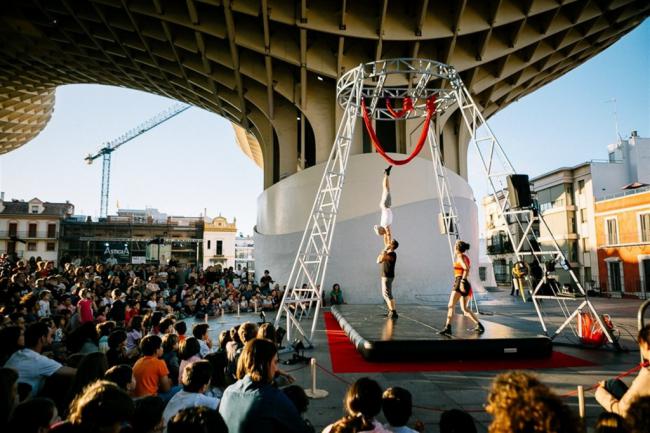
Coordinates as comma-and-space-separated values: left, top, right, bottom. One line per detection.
377, 239, 399, 319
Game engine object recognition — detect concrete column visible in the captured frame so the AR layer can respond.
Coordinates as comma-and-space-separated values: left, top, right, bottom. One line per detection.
303, 76, 335, 164
439, 110, 469, 179
270, 99, 299, 180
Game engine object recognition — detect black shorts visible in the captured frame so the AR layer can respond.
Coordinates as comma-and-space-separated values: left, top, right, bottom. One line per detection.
453, 276, 471, 297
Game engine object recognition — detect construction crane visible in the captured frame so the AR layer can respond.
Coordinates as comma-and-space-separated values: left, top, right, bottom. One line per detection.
85, 102, 191, 218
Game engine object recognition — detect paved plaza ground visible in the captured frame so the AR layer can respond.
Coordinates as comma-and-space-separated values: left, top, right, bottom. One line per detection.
203, 290, 647, 432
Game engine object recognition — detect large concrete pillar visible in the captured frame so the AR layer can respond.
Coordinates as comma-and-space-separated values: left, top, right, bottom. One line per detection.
270, 100, 299, 181
303, 75, 336, 164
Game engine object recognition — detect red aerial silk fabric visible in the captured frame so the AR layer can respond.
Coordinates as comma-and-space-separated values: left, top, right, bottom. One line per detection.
361, 96, 436, 166
385, 97, 414, 118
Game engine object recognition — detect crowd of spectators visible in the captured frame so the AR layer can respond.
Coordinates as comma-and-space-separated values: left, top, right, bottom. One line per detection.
0, 252, 649, 433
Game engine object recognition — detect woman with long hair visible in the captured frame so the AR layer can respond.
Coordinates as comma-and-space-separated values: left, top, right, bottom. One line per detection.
324, 377, 390, 433
439, 240, 484, 335
218, 338, 312, 433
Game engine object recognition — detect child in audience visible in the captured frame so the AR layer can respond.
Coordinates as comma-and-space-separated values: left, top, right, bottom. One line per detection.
439, 409, 476, 433
132, 335, 172, 398
382, 386, 422, 433
324, 377, 390, 433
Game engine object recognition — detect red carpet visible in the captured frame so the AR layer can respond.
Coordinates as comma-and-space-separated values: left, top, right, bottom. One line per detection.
323, 312, 595, 374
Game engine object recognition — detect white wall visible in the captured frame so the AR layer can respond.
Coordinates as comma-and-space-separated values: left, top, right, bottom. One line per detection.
630, 136, 650, 184
203, 231, 236, 269
254, 153, 483, 304
590, 162, 628, 200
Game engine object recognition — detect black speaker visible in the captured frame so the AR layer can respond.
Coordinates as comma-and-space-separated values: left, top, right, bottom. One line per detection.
507, 174, 532, 208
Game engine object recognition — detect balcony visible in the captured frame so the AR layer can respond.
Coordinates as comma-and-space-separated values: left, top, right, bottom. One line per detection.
486, 234, 513, 255
0, 230, 59, 239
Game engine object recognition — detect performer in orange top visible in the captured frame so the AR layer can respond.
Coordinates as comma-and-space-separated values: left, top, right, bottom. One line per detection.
439, 240, 484, 335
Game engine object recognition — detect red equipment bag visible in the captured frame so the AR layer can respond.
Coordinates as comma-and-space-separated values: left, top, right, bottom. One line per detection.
578, 311, 615, 347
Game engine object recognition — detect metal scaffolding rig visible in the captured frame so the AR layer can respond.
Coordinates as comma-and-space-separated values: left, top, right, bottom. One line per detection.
275, 58, 616, 348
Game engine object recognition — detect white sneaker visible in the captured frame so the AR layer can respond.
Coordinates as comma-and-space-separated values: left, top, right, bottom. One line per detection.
373, 225, 380, 236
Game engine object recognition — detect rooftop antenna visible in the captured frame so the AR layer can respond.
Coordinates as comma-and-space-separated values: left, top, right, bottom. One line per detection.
604, 98, 622, 142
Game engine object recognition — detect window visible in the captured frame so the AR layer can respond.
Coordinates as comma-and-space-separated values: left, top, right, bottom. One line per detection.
28, 223, 37, 238
479, 266, 487, 282
568, 240, 578, 263
46, 242, 55, 251
216, 241, 223, 256
581, 237, 590, 251
640, 213, 650, 243
47, 224, 56, 238
583, 267, 592, 286
605, 218, 619, 245
30, 206, 39, 214
569, 216, 577, 234
8, 223, 17, 237
577, 179, 584, 193
207, 240, 211, 250
536, 184, 567, 212
607, 261, 623, 292
27, 242, 37, 251
580, 209, 587, 224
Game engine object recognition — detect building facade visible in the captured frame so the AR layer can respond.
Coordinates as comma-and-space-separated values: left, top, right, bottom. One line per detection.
235, 234, 255, 274
0, 197, 74, 265
202, 216, 237, 270
595, 187, 650, 298
60, 217, 203, 265
483, 131, 649, 290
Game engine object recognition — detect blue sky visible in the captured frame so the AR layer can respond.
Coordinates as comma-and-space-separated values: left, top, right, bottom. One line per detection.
0, 21, 647, 236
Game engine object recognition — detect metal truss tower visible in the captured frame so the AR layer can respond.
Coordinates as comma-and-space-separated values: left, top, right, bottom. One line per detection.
275, 58, 616, 348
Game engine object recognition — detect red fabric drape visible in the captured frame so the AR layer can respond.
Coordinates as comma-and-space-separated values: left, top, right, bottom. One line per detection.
361, 97, 436, 166
385, 97, 414, 118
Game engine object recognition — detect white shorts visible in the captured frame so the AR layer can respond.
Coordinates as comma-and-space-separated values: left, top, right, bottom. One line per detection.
380, 208, 393, 228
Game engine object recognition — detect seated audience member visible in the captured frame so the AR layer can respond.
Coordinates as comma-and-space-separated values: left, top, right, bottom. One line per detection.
132, 396, 165, 433
203, 351, 229, 397
178, 337, 202, 385
596, 324, 650, 417
132, 335, 172, 398
324, 377, 390, 433
72, 322, 100, 354
0, 326, 24, 365
50, 380, 134, 433
162, 360, 219, 426
228, 322, 258, 379
167, 406, 228, 433
7, 397, 59, 433
0, 368, 19, 429
439, 409, 477, 433
382, 387, 423, 433
126, 316, 144, 354
97, 321, 116, 353
217, 330, 231, 353
173, 321, 187, 343
219, 338, 312, 433
594, 412, 627, 433
625, 396, 650, 433
329, 283, 345, 305
103, 364, 137, 396
64, 352, 109, 415
192, 323, 213, 357
485, 371, 580, 433
283, 385, 315, 433
4, 321, 75, 397
161, 334, 180, 386
106, 329, 130, 367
